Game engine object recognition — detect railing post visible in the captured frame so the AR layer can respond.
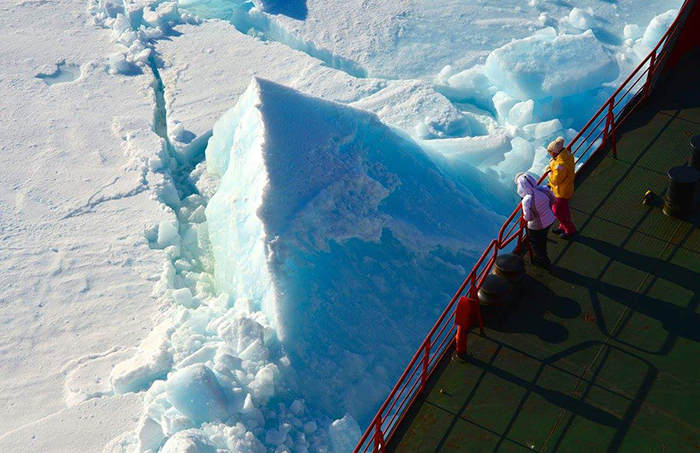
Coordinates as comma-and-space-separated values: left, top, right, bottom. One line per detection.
469, 275, 478, 300
644, 51, 656, 100
420, 338, 430, 394
607, 97, 617, 158
373, 417, 385, 453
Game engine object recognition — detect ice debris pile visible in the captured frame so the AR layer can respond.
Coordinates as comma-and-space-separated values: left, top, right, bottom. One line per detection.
433, 26, 620, 181
430, 7, 679, 183
205, 78, 511, 422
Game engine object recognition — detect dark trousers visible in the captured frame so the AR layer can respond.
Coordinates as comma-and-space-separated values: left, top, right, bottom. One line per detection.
528, 225, 551, 266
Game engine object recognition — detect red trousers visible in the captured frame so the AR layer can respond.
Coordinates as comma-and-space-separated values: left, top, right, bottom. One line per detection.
553, 197, 577, 234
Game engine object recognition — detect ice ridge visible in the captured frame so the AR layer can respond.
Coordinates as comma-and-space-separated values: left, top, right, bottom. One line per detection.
205, 78, 510, 422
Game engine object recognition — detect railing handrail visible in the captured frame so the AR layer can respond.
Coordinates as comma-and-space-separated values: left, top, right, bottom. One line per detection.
353, 3, 692, 451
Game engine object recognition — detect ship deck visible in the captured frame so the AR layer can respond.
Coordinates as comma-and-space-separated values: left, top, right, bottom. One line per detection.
387, 51, 700, 452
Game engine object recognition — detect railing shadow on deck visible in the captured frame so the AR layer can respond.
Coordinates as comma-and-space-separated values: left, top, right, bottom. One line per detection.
386, 339, 660, 453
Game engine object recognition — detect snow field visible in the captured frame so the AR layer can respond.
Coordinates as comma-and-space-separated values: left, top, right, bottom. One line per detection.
0, 0, 184, 449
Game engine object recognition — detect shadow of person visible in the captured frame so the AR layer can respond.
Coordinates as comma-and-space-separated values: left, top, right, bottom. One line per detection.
260, 0, 308, 20
488, 273, 582, 344
550, 266, 700, 344
466, 354, 622, 428
575, 235, 700, 292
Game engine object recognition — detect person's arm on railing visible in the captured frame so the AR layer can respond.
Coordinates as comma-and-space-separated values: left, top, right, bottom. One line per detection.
521, 195, 535, 222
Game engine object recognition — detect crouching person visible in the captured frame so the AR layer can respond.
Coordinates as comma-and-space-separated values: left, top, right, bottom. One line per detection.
516, 173, 556, 269
547, 137, 577, 239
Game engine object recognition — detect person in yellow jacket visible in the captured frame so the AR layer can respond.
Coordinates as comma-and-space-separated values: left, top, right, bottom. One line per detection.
547, 137, 577, 239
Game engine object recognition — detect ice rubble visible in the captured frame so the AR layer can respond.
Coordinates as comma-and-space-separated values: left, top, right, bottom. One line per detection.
205, 78, 511, 422
484, 30, 619, 101
102, 77, 510, 453
430, 5, 678, 182
429, 27, 618, 181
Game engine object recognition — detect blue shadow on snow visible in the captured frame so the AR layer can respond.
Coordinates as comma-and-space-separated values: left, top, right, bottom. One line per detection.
262, 0, 308, 20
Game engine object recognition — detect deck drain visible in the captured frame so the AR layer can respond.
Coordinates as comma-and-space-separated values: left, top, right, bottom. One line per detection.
585, 314, 597, 323
685, 131, 695, 138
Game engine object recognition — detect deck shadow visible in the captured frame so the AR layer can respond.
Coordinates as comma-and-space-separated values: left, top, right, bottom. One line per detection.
488, 275, 582, 344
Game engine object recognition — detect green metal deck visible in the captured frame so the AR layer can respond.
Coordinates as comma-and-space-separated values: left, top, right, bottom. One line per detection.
388, 52, 700, 453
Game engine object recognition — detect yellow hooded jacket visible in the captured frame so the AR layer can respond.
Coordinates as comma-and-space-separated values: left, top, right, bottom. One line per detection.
548, 149, 575, 199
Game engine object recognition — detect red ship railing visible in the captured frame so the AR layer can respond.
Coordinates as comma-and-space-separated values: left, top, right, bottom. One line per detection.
353, 2, 692, 451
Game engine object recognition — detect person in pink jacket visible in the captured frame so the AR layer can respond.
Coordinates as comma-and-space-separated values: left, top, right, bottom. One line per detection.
516, 173, 556, 268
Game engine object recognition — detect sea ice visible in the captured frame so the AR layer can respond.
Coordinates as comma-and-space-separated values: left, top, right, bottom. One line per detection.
484, 30, 619, 101
111, 323, 174, 394
568, 7, 596, 30
642, 10, 679, 48
328, 415, 362, 453
160, 429, 219, 453
4, 0, 685, 452
624, 24, 641, 40
166, 364, 232, 424
509, 100, 535, 127
205, 78, 510, 422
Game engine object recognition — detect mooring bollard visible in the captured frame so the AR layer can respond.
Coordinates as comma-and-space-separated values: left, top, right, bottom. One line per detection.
493, 253, 525, 285
663, 165, 700, 219
691, 135, 700, 172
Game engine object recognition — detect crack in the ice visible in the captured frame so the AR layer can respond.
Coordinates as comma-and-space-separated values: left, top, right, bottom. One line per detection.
62, 183, 147, 219
178, 2, 368, 78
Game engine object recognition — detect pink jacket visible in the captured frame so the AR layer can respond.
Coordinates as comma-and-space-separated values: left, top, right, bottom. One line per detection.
517, 174, 556, 230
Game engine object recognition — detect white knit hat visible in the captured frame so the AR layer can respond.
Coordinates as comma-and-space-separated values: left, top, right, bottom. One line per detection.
547, 137, 565, 154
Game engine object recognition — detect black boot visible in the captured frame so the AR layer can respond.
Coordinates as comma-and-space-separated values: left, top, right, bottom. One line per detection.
560, 231, 577, 240
532, 255, 551, 269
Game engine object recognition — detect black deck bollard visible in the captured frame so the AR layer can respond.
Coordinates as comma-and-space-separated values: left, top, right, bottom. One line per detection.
477, 273, 511, 307
477, 273, 512, 322
691, 135, 700, 171
493, 253, 525, 284
663, 165, 700, 219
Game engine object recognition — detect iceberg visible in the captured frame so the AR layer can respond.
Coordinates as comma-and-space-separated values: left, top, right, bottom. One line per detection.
205, 78, 510, 421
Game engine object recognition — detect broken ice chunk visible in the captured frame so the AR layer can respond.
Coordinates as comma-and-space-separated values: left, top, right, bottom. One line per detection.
166, 364, 231, 424
484, 31, 619, 100
328, 415, 361, 453
641, 10, 678, 48
160, 429, 218, 453
569, 8, 596, 30
508, 100, 535, 126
